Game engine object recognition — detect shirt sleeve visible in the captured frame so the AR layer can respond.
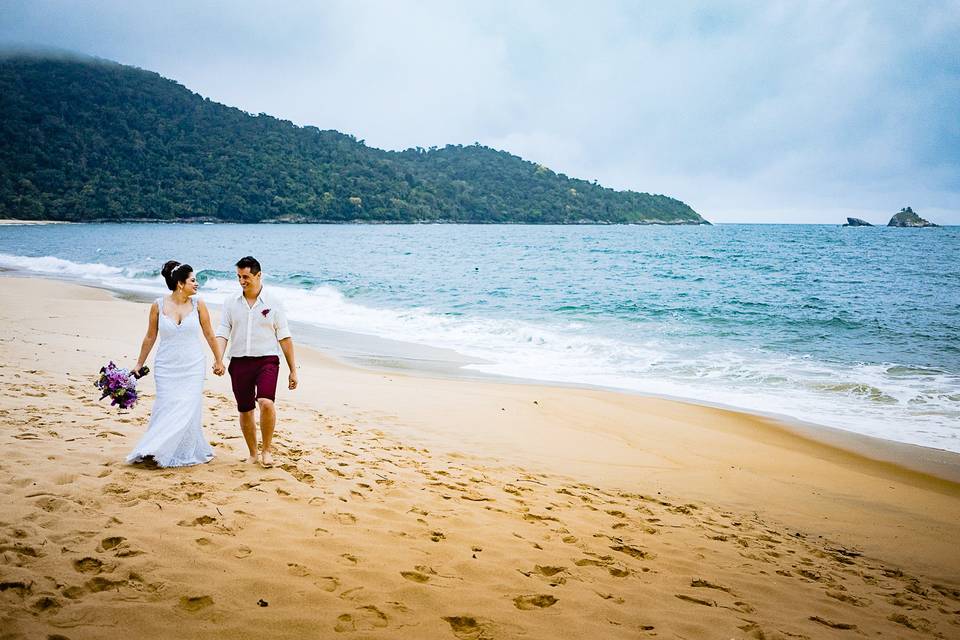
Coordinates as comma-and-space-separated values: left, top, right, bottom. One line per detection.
215, 302, 232, 339
273, 300, 292, 341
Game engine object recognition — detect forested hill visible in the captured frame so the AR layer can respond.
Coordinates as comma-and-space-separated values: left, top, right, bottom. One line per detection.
0, 54, 708, 224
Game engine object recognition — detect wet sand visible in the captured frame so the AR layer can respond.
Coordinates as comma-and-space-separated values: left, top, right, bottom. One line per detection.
1, 276, 959, 639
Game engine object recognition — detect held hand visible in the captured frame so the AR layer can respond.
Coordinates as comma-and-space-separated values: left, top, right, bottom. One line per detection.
288, 371, 298, 390
213, 361, 225, 376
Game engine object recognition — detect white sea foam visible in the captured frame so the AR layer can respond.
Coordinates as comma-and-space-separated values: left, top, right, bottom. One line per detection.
0, 253, 165, 295
0, 253, 127, 278
4, 253, 958, 452
266, 282, 958, 452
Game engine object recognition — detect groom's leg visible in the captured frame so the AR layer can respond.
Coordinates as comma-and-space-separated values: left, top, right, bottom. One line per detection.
258, 399, 276, 453
239, 410, 258, 460
229, 357, 260, 462
254, 357, 281, 465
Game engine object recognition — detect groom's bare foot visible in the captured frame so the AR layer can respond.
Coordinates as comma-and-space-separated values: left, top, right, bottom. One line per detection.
260, 451, 274, 468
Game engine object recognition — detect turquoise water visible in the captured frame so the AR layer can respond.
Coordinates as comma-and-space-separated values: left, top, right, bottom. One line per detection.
1, 223, 958, 451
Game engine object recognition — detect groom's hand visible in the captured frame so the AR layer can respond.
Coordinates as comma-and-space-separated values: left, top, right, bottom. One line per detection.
288, 371, 298, 390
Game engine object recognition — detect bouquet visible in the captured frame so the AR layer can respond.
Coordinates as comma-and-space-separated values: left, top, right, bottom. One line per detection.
95, 362, 149, 410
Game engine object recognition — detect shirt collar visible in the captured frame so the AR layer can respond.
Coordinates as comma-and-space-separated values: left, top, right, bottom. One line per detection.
237, 287, 268, 307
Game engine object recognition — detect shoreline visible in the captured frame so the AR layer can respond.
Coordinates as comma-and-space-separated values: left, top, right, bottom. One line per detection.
2, 275, 960, 637
3, 269, 960, 484
11, 268, 960, 473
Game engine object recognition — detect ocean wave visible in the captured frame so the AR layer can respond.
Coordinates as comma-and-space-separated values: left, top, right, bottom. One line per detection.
0, 253, 172, 297
245, 281, 960, 451
194, 269, 234, 286
2, 250, 958, 452
0, 252, 130, 278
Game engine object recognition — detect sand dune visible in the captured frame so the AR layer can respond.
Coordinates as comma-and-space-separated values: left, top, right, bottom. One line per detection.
1, 276, 959, 638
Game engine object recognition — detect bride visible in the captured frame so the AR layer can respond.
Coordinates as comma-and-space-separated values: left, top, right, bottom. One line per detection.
127, 260, 225, 467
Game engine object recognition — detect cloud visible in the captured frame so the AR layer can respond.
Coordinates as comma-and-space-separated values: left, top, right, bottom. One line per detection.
1, 0, 958, 222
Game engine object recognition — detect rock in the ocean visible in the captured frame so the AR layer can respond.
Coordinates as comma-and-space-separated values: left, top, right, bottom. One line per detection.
888, 207, 938, 227
843, 217, 873, 227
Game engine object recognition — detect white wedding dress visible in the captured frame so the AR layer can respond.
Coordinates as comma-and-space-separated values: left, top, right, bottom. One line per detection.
126, 296, 214, 467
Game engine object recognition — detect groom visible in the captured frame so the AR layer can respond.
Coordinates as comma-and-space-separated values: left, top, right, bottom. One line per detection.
215, 256, 298, 467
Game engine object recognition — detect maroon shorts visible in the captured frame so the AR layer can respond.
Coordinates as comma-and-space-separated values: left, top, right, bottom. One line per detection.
228, 356, 280, 412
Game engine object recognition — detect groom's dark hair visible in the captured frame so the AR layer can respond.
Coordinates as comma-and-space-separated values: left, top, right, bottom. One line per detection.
236, 256, 261, 274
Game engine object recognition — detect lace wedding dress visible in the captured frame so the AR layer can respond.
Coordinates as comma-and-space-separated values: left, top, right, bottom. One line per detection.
127, 296, 214, 467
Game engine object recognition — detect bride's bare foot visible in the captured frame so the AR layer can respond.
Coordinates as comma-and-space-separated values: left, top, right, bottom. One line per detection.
244, 454, 258, 464
260, 451, 274, 468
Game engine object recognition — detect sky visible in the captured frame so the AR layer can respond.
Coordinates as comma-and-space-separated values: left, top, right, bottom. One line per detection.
1, 1, 958, 223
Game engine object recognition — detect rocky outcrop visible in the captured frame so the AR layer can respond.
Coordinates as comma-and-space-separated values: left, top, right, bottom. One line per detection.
888, 207, 938, 227
842, 218, 873, 227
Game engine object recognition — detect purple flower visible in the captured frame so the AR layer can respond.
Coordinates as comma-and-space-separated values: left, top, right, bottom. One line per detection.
95, 361, 140, 411
261, 308, 271, 317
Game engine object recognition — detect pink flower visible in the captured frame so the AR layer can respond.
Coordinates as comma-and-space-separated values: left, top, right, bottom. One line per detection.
261, 308, 271, 317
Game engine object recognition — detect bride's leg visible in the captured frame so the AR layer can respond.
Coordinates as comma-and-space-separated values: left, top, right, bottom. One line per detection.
239, 409, 258, 463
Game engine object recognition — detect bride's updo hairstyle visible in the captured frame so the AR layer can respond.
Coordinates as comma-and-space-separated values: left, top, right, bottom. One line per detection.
161, 260, 193, 291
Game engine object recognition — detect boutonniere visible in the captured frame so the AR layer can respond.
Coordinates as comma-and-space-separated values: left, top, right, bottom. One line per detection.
261, 308, 271, 317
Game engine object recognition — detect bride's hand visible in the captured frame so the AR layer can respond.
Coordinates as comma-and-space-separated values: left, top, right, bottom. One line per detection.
213, 361, 225, 376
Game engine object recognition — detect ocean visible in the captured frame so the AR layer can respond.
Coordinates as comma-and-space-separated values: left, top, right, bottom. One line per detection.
1, 223, 958, 453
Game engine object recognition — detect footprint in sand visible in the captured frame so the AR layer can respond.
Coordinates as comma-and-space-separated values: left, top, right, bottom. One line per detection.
513, 594, 558, 610
609, 543, 653, 560
443, 615, 493, 639
809, 616, 858, 630
281, 464, 315, 484
314, 576, 340, 592
3, 543, 43, 559
34, 496, 71, 513
72, 557, 104, 574
98, 536, 126, 552
826, 590, 870, 607
400, 571, 431, 583
334, 605, 389, 632
932, 583, 960, 601
178, 515, 217, 527
61, 585, 85, 599
887, 613, 933, 633
234, 546, 252, 558
86, 576, 126, 592
0, 581, 32, 597
179, 595, 214, 612
690, 578, 734, 594
287, 563, 310, 577
595, 592, 625, 604
521, 565, 567, 586
31, 596, 61, 613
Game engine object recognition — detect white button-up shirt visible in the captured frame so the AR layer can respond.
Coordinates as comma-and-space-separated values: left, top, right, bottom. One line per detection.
215, 288, 292, 358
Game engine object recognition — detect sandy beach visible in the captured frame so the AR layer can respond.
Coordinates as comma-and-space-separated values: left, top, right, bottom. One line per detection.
1, 275, 959, 639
